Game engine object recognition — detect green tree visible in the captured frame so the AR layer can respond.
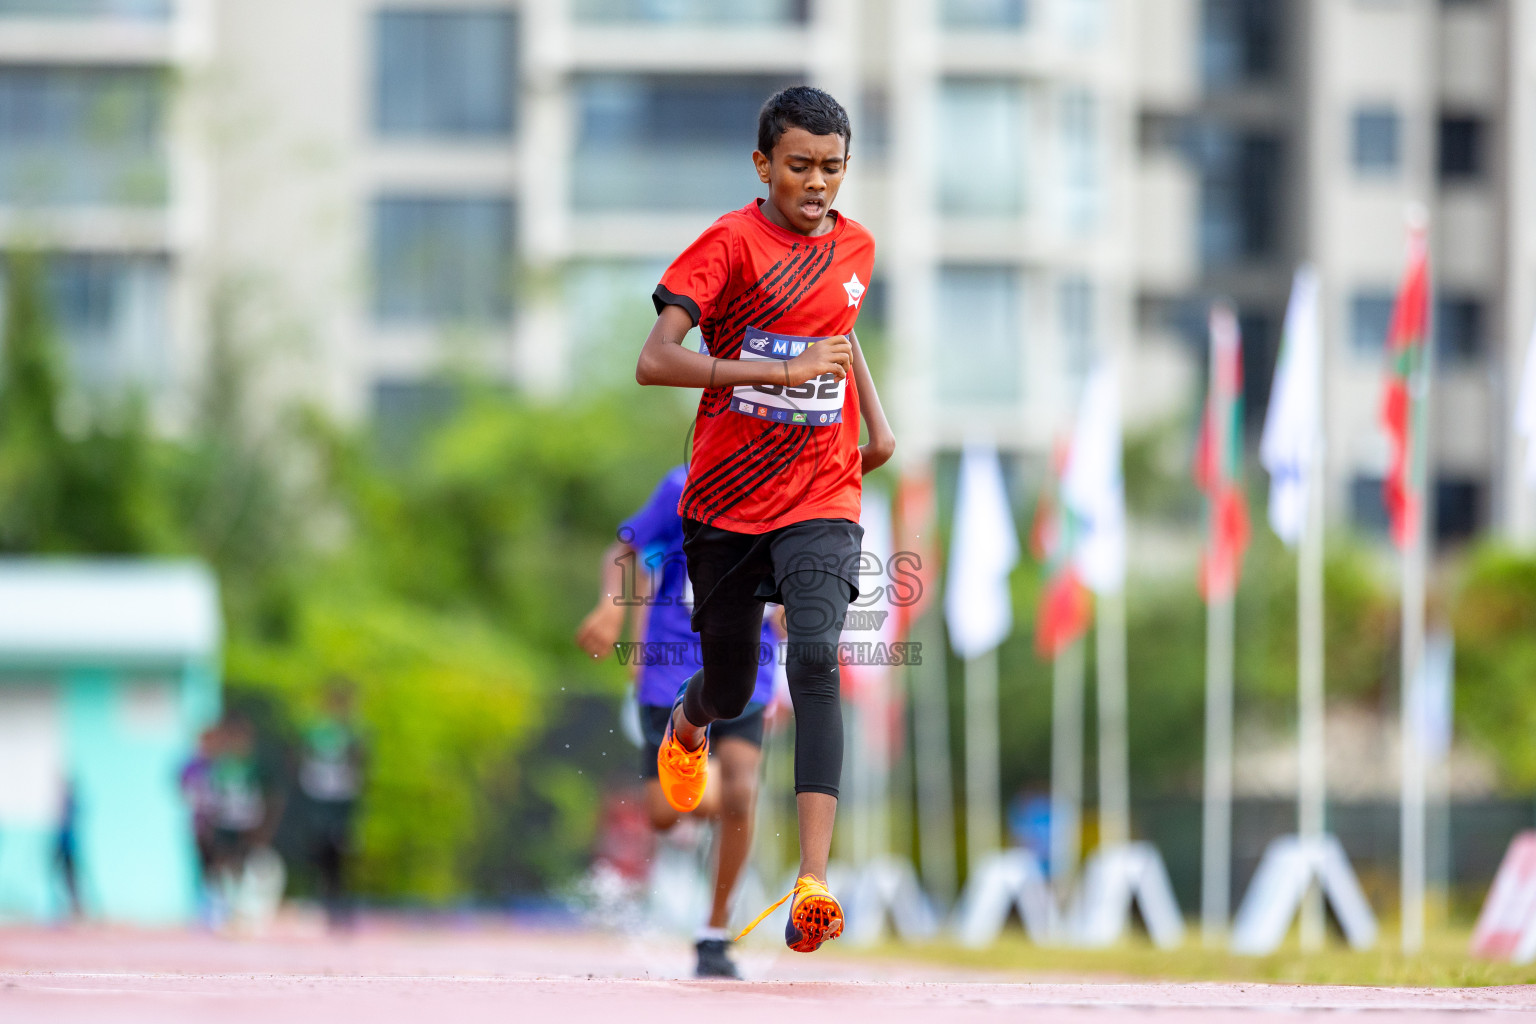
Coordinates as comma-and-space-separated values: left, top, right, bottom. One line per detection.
1453, 545, 1536, 788
0, 251, 69, 550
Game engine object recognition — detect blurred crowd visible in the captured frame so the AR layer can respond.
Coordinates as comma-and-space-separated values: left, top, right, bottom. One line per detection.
179, 680, 367, 933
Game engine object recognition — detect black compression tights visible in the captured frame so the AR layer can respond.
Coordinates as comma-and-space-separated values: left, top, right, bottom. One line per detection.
681, 569, 851, 798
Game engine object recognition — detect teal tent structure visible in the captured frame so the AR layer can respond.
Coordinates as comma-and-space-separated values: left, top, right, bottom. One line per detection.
0, 560, 221, 924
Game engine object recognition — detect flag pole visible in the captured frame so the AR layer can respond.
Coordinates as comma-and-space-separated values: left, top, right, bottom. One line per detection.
1201, 584, 1235, 946
913, 612, 957, 905
1096, 589, 1130, 850
1297, 419, 1327, 950
1400, 459, 1428, 955
1401, 209, 1434, 955
1050, 637, 1086, 902
1200, 304, 1242, 947
964, 648, 1002, 877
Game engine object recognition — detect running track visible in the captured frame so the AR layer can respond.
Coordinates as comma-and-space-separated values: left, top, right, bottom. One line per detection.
2, 922, 1534, 1023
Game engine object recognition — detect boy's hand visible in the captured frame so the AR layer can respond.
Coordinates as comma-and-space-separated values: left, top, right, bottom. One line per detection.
575, 602, 625, 659
785, 335, 852, 386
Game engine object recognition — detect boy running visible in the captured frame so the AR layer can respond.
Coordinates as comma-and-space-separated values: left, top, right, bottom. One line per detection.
577, 464, 781, 978
634, 85, 894, 953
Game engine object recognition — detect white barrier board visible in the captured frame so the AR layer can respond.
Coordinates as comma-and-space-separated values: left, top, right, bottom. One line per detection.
953, 849, 1057, 947
1069, 842, 1184, 949
1471, 831, 1536, 964
842, 856, 939, 946
1230, 834, 1377, 955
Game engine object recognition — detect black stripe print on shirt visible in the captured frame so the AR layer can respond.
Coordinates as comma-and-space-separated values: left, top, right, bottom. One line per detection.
679, 423, 791, 520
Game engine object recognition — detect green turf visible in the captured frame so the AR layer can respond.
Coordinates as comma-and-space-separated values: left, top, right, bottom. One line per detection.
852, 926, 1536, 987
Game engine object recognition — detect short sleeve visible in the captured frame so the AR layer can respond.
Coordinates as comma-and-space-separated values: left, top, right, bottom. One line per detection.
653, 218, 735, 326
619, 466, 687, 551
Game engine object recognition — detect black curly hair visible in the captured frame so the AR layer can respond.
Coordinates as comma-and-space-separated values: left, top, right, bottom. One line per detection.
757, 85, 852, 159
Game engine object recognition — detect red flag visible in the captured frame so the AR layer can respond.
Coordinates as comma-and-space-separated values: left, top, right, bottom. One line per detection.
1032, 438, 1092, 658
893, 468, 937, 643
1036, 566, 1092, 659
1380, 224, 1430, 549
1198, 306, 1250, 601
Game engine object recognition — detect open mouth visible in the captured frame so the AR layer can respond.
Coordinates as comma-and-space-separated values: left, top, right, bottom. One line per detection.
800, 197, 825, 218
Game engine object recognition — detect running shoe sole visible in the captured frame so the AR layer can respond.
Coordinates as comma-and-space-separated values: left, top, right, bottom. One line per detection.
784, 891, 843, 952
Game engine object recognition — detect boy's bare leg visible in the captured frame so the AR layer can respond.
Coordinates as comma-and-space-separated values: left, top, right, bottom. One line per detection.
707, 738, 760, 929
795, 792, 837, 881
671, 703, 708, 750
645, 775, 720, 831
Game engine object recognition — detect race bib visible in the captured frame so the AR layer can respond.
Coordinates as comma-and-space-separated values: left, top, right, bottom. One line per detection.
732, 327, 844, 426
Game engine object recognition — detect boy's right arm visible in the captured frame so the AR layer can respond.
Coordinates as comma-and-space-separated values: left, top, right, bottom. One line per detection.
635, 304, 853, 389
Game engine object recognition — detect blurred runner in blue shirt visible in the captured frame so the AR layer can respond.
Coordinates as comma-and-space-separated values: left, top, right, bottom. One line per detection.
577, 464, 779, 978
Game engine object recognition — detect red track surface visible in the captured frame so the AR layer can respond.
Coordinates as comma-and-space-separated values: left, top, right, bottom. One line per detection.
2, 922, 1534, 1023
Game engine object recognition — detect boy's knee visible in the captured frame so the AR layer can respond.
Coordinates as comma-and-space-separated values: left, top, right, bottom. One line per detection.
721, 776, 757, 818
785, 640, 839, 670
712, 690, 753, 722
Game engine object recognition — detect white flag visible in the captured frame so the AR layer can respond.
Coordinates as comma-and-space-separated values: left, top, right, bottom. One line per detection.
1260, 265, 1323, 547
1516, 318, 1536, 487
1062, 362, 1126, 595
945, 443, 1019, 659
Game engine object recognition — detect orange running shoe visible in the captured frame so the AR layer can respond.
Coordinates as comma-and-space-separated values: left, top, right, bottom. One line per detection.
656, 701, 708, 813
734, 874, 843, 953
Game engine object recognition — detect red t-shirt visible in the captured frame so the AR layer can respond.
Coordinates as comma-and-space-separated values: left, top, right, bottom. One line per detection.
653, 199, 875, 534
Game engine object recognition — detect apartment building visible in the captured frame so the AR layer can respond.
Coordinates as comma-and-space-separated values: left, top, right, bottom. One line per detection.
0, 0, 211, 420
0, 0, 1195, 471
1152, 0, 1534, 544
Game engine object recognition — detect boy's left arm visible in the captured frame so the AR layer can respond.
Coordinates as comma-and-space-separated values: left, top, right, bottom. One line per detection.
849, 331, 895, 475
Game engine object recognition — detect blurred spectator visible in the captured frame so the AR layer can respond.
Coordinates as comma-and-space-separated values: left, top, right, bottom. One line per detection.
55, 782, 80, 920
200, 713, 286, 932
181, 726, 221, 900
296, 678, 367, 930
1008, 790, 1052, 872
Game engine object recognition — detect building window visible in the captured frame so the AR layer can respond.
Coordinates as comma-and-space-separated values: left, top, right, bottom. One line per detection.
572, 74, 797, 211
371, 378, 462, 458
573, 0, 807, 23
1197, 125, 1282, 263
860, 86, 891, 165
938, 79, 1027, 216
53, 254, 169, 391
1436, 293, 1484, 366
372, 197, 514, 325
565, 259, 670, 390
1201, 0, 1282, 87
1438, 114, 1484, 181
1349, 474, 1390, 536
1139, 111, 1192, 157
1060, 89, 1100, 234
1, 253, 171, 392
1352, 108, 1400, 174
940, 0, 1027, 29
1059, 275, 1094, 382
1349, 290, 1394, 354
374, 11, 516, 138
1062, 0, 1105, 45
0, 67, 166, 206
937, 266, 1022, 405
1434, 477, 1481, 542
0, 0, 171, 16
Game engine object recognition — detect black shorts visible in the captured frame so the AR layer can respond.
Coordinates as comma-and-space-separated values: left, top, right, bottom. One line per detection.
681, 517, 863, 635
638, 701, 766, 779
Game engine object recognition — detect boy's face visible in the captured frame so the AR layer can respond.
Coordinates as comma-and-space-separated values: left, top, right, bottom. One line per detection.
752, 126, 849, 236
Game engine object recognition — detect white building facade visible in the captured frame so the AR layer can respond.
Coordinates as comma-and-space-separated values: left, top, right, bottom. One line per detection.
1, 0, 1187, 470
